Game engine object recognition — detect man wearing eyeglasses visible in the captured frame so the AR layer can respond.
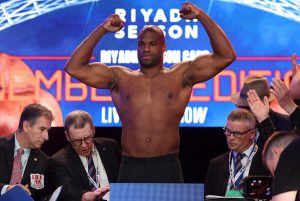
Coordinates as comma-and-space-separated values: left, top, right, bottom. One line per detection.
48, 110, 121, 201
205, 108, 269, 197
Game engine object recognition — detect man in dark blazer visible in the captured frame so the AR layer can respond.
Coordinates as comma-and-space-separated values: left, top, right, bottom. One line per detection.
0, 103, 54, 201
48, 110, 121, 201
205, 108, 270, 197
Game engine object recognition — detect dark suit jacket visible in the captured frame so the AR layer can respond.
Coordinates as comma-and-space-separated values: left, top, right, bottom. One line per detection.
204, 148, 269, 196
269, 109, 293, 131
48, 138, 121, 201
0, 134, 52, 201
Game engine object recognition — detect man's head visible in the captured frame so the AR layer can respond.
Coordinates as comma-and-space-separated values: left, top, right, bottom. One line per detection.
231, 76, 275, 108
137, 25, 166, 68
262, 131, 298, 175
224, 108, 257, 152
17, 103, 53, 149
65, 110, 95, 157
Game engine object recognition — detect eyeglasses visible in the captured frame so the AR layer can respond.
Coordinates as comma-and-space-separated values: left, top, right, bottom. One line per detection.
223, 127, 255, 138
69, 135, 95, 146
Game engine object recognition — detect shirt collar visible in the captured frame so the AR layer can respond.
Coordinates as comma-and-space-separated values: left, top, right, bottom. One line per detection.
14, 133, 31, 154
233, 142, 255, 158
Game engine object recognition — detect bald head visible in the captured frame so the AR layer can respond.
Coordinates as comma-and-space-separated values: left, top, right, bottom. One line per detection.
138, 25, 165, 45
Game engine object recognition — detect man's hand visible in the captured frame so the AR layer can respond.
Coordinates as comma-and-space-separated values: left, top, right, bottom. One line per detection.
102, 14, 124, 33
81, 186, 110, 201
292, 53, 300, 76
7, 184, 31, 195
290, 53, 300, 100
179, 2, 201, 20
271, 78, 297, 115
247, 89, 269, 123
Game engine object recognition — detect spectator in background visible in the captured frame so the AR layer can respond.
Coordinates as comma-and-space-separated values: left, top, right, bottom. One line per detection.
231, 75, 293, 131
48, 110, 121, 201
290, 53, 300, 105
0, 103, 54, 201
205, 108, 269, 197
262, 132, 300, 201
271, 78, 300, 134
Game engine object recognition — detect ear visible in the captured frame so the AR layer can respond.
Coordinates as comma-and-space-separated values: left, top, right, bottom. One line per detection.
271, 146, 283, 157
23, 120, 30, 132
250, 130, 256, 140
162, 44, 166, 52
65, 131, 70, 142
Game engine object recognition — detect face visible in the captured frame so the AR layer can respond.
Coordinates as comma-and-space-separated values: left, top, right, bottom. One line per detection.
66, 123, 95, 157
23, 116, 52, 149
137, 31, 165, 68
225, 119, 256, 152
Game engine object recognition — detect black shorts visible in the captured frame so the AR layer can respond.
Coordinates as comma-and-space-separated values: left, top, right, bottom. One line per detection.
117, 154, 184, 183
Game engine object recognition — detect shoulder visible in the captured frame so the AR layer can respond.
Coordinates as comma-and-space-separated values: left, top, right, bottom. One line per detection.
0, 134, 14, 147
94, 137, 119, 146
169, 61, 190, 73
51, 146, 70, 161
209, 152, 229, 165
110, 66, 134, 75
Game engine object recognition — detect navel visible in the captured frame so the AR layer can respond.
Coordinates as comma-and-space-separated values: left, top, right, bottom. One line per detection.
145, 137, 152, 143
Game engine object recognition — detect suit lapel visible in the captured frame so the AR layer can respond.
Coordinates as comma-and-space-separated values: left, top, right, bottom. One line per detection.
23, 149, 40, 182
3, 136, 15, 180
95, 140, 113, 182
221, 152, 230, 194
249, 149, 262, 174
66, 145, 90, 189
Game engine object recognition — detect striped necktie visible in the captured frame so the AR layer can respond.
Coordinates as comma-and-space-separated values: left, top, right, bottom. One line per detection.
10, 148, 24, 184
87, 155, 97, 191
230, 152, 245, 190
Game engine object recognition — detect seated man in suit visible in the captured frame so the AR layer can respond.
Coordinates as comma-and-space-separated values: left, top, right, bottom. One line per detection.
48, 110, 121, 201
262, 131, 300, 201
205, 108, 269, 197
0, 103, 54, 201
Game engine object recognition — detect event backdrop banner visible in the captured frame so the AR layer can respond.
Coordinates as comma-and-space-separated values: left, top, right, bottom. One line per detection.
0, 0, 299, 128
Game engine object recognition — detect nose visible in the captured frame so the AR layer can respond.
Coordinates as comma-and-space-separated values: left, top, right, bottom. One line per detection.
42, 130, 49, 141
81, 140, 88, 148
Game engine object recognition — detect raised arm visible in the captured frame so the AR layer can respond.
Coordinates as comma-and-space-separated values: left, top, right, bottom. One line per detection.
64, 14, 124, 89
180, 2, 236, 85
290, 53, 300, 100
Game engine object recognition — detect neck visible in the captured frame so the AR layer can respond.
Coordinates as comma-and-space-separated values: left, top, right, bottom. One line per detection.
234, 141, 254, 153
16, 131, 28, 149
140, 65, 164, 78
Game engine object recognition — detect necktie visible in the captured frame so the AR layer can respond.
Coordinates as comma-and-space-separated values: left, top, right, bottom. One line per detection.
230, 152, 245, 190
10, 148, 24, 184
87, 155, 97, 191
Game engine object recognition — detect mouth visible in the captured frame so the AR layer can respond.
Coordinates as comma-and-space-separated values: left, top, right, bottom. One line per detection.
228, 142, 236, 147
142, 54, 152, 60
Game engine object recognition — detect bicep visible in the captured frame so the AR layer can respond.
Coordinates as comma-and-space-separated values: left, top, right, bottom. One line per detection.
66, 62, 117, 89
184, 53, 232, 85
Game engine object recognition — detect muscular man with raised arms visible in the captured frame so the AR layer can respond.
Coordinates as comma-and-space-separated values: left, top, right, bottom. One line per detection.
65, 2, 236, 182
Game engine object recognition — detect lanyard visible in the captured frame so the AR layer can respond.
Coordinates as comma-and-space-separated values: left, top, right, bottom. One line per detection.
228, 144, 258, 189
87, 167, 100, 189
86, 152, 100, 189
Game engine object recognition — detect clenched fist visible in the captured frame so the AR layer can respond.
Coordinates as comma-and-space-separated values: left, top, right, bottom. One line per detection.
179, 2, 202, 20
102, 14, 124, 33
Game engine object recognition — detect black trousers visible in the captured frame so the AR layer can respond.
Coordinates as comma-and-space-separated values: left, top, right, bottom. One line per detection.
117, 154, 184, 183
